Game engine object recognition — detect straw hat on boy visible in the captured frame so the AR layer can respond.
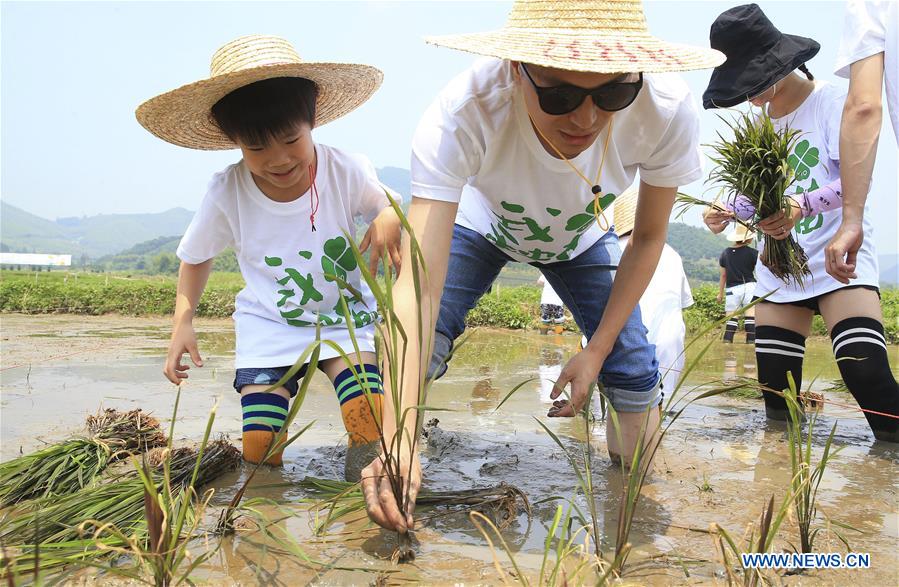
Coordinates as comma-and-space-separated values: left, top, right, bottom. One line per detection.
612, 185, 639, 237
136, 35, 383, 150
425, 0, 724, 73
727, 224, 755, 243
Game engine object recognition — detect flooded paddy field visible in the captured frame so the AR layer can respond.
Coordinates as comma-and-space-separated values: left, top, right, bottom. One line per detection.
1, 314, 897, 585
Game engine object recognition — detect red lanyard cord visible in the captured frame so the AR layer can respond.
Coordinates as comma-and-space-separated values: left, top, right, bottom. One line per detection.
308, 163, 320, 232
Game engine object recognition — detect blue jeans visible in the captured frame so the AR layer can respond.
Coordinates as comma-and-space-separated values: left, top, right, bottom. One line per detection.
430, 225, 660, 412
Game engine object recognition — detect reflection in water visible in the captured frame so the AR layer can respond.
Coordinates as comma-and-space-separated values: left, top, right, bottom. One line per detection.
538, 347, 564, 404
723, 352, 738, 384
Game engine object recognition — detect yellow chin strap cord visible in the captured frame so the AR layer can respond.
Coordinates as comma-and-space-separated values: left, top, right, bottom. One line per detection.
528, 116, 615, 232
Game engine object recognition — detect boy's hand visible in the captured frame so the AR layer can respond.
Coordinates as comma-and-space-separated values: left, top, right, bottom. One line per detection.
163, 322, 203, 385
360, 207, 402, 276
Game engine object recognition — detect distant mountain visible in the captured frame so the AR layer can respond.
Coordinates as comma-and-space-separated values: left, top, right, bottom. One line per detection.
1, 201, 193, 259
378, 167, 411, 202
666, 222, 729, 283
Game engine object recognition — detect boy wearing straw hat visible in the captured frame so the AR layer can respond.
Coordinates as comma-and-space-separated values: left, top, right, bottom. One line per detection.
362, 0, 723, 533
718, 225, 758, 344
137, 35, 402, 480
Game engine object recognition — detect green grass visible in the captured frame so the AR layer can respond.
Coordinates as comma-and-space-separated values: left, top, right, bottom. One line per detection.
2, 271, 896, 344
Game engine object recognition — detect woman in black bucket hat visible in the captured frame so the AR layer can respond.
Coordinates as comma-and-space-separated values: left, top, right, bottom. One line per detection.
701, 4, 899, 443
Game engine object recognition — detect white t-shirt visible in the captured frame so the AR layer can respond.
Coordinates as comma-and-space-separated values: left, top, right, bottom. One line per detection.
537, 274, 564, 306
756, 82, 879, 302
619, 236, 693, 393
411, 58, 703, 264
835, 0, 899, 144
177, 144, 394, 369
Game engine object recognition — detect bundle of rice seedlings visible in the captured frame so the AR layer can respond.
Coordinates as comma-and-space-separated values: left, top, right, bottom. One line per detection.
300, 476, 530, 533
0, 438, 240, 576
682, 110, 810, 284
0, 409, 166, 507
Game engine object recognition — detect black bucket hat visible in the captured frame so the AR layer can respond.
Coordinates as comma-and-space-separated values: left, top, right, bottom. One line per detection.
702, 4, 819, 110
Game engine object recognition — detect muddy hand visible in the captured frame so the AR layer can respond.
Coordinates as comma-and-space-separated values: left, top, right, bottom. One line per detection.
362, 451, 420, 532
548, 348, 603, 417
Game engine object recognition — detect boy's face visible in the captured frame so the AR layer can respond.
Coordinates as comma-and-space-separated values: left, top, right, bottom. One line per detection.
237, 123, 315, 201
514, 63, 635, 159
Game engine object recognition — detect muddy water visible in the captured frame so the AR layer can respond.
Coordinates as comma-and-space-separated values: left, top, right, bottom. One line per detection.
1, 314, 897, 585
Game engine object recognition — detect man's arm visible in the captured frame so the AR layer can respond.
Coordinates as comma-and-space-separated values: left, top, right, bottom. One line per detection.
826, 52, 884, 283
361, 196, 458, 533
550, 180, 673, 414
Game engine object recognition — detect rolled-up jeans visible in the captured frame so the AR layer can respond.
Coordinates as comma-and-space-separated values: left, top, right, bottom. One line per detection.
429, 224, 661, 413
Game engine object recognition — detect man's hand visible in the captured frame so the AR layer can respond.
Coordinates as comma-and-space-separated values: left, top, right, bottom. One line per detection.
547, 346, 604, 417
717, 291, 724, 303
362, 449, 421, 532
825, 221, 863, 284
163, 321, 203, 385
360, 207, 402, 276
703, 207, 733, 234
757, 204, 800, 240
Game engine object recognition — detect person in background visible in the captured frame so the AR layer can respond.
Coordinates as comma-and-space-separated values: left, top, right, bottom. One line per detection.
718, 225, 758, 344
825, 0, 897, 283
701, 4, 898, 442
614, 186, 694, 395
537, 274, 567, 326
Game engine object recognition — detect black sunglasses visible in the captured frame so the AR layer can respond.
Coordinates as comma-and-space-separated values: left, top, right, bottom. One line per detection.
520, 64, 643, 115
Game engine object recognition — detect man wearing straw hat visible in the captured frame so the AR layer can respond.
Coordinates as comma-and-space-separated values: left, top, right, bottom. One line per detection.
362, 0, 723, 533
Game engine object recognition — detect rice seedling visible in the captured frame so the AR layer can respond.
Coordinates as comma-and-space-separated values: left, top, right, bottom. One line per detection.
712, 493, 792, 587
0, 392, 240, 581
0, 408, 166, 507
782, 380, 855, 555
678, 110, 810, 284
310, 191, 445, 562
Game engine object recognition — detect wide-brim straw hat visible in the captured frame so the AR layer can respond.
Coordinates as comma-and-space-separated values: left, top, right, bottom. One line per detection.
613, 185, 638, 237
425, 0, 724, 74
703, 4, 819, 109
136, 35, 383, 150
727, 224, 755, 243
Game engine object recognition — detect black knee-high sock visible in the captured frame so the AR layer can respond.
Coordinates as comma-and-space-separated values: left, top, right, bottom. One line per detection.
724, 319, 738, 343
755, 326, 806, 420
831, 317, 899, 442
744, 317, 756, 344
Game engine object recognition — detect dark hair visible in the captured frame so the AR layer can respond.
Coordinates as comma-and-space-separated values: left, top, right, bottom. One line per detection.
211, 77, 318, 146
797, 63, 814, 81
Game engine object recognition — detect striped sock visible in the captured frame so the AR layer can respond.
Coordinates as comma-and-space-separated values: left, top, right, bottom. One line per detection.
333, 364, 383, 446
241, 393, 289, 465
755, 326, 806, 420
744, 317, 756, 344
831, 317, 899, 442
724, 319, 738, 343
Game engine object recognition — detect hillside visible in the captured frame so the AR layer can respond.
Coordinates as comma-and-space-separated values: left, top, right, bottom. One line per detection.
1, 201, 193, 259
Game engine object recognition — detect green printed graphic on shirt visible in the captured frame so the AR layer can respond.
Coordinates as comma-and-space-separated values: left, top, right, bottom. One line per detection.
321, 236, 358, 282
267, 243, 377, 329
787, 140, 820, 182
485, 193, 617, 262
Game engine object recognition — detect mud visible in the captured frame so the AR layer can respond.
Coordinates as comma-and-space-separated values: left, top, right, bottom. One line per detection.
1, 314, 897, 585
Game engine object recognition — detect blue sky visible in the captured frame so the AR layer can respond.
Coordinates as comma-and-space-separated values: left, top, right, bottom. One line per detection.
2, 1, 896, 253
